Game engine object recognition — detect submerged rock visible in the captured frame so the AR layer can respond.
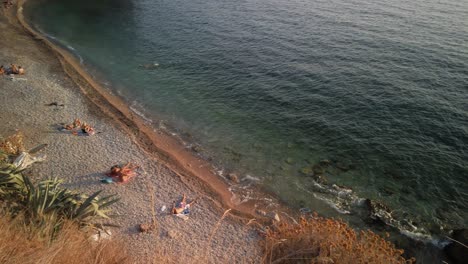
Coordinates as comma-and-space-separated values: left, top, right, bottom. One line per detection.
365, 199, 394, 226
227, 173, 240, 183
445, 229, 468, 264
191, 145, 202, 153
312, 164, 324, 175
335, 162, 350, 172
313, 174, 328, 184
319, 159, 332, 166
380, 186, 396, 196
300, 167, 312, 175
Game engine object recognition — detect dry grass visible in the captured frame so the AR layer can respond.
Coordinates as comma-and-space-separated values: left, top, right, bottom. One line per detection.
262, 214, 416, 264
0, 214, 132, 264
0, 131, 25, 156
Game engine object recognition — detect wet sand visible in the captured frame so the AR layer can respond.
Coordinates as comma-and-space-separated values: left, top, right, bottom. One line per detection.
0, 1, 277, 262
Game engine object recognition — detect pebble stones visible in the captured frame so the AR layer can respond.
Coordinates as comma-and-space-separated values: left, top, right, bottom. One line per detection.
167, 229, 180, 239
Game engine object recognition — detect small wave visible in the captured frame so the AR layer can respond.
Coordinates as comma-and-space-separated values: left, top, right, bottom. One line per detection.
129, 104, 153, 124
243, 174, 261, 182
65, 44, 84, 63
41, 32, 84, 64
313, 193, 352, 214
45, 33, 57, 40
398, 230, 451, 248
48, 35, 84, 65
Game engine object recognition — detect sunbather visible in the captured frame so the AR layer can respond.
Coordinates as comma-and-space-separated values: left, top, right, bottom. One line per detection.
81, 123, 95, 135
107, 163, 139, 183
172, 194, 197, 215
63, 118, 82, 130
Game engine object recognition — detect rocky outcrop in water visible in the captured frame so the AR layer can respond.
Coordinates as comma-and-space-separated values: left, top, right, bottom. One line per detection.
365, 199, 395, 226
306, 168, 434, 241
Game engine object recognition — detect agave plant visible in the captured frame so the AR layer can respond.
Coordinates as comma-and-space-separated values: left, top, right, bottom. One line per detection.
0, 162, 119, 227
22, 176, 119, 223
0, 150, 8, 163
0, 163, 26, 198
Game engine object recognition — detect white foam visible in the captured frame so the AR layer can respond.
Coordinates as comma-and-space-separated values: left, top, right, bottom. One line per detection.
129, 104, 153, 124
399, 228, 454, 249
312, 193, 351, 214
243, 174, 261, 182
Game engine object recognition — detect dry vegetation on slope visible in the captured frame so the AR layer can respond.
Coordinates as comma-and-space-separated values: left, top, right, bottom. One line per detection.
262, 214, 415, 264
0, 216, 130, 264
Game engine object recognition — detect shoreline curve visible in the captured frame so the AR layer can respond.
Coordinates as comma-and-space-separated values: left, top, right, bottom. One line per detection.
13, 0, 270, 219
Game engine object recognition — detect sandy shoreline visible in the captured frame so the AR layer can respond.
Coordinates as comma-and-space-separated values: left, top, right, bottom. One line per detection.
0, 1, 284, 262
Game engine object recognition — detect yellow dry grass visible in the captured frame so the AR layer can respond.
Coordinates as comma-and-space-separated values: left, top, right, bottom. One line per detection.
0, 215, 131, 264
0, 130, 25, 156
262, 214, 416, 264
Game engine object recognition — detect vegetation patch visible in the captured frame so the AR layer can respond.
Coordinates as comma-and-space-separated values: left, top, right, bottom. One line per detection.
262, 214, 415, 264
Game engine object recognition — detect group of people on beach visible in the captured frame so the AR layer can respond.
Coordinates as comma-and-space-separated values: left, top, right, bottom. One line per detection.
62, 118, 95, 136
61, 120, 195, 215
0, 64, 25, 75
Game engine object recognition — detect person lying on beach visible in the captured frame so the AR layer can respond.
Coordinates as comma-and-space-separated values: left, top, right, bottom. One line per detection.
6, 64, 25, 75
81, 123, 95, 136
61, 119, 96, 135
107, 163, 139, 183
0, 65, 4, 75
63, 118, 82, 130
171, 194, 197, 215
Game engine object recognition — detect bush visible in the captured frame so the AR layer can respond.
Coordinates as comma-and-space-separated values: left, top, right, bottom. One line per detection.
0, 163, 118, 239
262, 214, 415, 264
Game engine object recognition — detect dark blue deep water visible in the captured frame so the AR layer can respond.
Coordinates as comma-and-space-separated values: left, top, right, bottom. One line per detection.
28, 0, 467, 243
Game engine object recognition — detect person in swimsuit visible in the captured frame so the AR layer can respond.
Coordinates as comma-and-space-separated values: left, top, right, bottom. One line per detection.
10, 64, 19, 74
171, 194, 197, 215
107, 163, 138, 183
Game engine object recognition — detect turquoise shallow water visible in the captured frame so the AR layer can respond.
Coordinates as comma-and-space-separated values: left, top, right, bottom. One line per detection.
27, 0, 467, 240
